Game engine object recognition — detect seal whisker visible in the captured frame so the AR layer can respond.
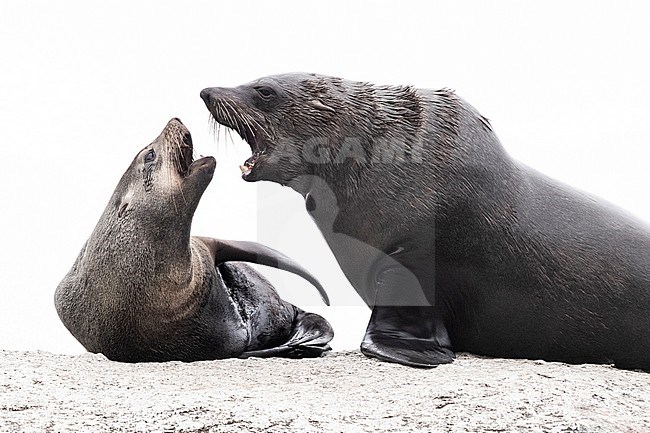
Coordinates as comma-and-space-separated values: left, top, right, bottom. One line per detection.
166, 143, 181, 214
236, 103, 268, 139
213, 107, 237, 155
169, 166, 180, 214
225, 127, 236, 151
175, 138, 191, 207
212, 110, 237, 155
216, 122, 223, 152
218, 100, 237, 133
223, 97, 256, 140
241, 109, 266, 132
221, 98, 251, 141
239, 112, 256, 140
209, 114, 223, 153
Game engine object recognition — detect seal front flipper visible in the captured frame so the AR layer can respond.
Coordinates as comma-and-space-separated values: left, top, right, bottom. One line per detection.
197, 236, 330, 305
361, 306, 455, 368
240, 309, 334, 359
360, 251, 455, 368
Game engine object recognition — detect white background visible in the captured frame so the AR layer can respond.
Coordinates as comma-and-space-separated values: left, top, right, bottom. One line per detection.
1, 1, 649, 355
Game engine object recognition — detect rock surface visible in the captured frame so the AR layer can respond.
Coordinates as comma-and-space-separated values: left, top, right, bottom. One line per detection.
0, 350, 648, 432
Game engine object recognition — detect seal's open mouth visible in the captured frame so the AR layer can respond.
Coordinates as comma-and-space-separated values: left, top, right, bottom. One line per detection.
165, 118, 216, 178
241, 149, 266, 177
200, 89, 269, 180
219, 117, 267, 179
176, 129, 194, 177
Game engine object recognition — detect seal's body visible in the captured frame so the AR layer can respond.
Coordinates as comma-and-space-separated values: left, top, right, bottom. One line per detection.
201, 74, 650, 370
54, 119, 333, 362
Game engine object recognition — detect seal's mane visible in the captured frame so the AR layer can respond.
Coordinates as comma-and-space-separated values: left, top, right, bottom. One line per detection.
300, 76, 465, 146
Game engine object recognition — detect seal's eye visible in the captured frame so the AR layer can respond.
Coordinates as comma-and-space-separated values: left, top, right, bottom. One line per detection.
255, 86, 276, 100
144, 149, 156, 163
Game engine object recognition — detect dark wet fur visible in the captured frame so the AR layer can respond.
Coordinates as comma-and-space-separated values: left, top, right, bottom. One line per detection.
201, 73, 650, 371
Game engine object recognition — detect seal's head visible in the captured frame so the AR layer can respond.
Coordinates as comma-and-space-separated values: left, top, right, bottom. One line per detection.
55, 119, 217, 356
81, 118, 216, 281
113, 118, 216, 225
200, 73, 422, 188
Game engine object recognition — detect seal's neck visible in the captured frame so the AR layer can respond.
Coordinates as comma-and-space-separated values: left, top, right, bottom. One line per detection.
82, 212, 195, 293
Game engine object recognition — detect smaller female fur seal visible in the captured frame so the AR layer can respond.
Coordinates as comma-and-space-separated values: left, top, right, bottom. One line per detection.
54, 118, 333, 362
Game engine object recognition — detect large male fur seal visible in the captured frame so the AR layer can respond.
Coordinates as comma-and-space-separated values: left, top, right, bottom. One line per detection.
54, 118, 333, 362
201, 73, 650, 370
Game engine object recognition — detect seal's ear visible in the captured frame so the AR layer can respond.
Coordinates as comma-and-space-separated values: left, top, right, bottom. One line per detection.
196, 236, 330, 305
117, 190, 134, 218
118, 201, 131, 218
308, 99, 336, 114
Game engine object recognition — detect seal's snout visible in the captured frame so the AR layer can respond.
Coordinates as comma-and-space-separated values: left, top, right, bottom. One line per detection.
162, 119, 193, 177
168, 117, 184, 127
200, 88, 226, 104
200, 87, 229, 108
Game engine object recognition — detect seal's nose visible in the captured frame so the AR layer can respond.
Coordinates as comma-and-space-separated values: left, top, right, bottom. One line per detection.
171, 117, 182, 124
200, 88, 211, 103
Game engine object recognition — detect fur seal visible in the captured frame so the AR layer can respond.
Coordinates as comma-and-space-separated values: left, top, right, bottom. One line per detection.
201, 73, 650, 371
54, 118, 333, 363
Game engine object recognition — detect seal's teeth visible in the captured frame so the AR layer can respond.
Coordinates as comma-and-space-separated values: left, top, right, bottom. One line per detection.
241, 153, 258, 176
240, 164, 252, 176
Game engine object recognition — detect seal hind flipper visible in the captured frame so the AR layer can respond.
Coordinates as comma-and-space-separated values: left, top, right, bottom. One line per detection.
197, 237, 330, 305
240, 309, 334, 359
361, 306, 455, 368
